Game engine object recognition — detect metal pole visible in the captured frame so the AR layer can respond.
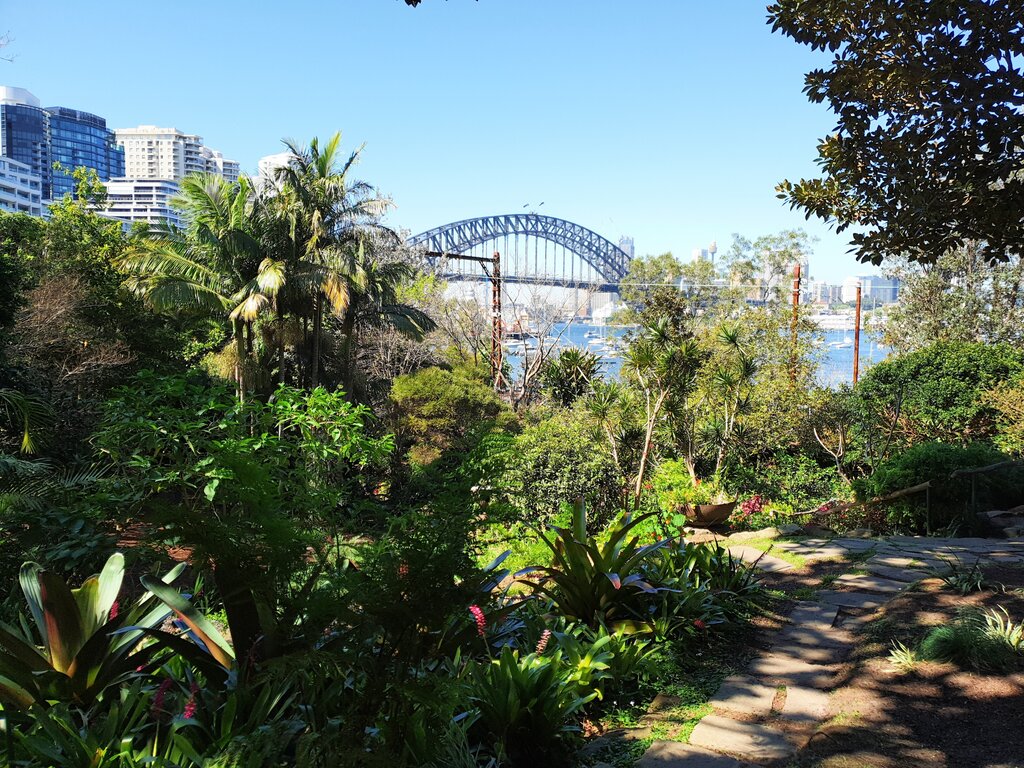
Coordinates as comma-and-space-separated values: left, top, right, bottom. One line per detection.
491, 251, 503, 390
853, 284, 862, 384
790, 263, 801, 381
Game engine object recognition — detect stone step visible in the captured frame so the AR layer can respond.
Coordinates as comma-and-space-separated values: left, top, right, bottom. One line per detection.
746, 654, 838, 689
862, 562, 924, 582
830, 538, 879, 552
787, 603, 839, 629
779, 685, 830, 722
867, 554, 916, 568
637, 740, 751, 767
817, 590, 886, 610
770, 643, 851, 667
689, 715, 796, 762
771, 624, 854, 649
833, 573, 909, 593
709, 675, 777, 716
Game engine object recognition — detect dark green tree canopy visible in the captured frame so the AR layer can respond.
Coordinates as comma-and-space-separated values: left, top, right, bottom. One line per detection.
769, 0, 1024, 266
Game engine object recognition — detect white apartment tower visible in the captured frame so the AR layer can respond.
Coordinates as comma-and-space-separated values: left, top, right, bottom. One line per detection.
114, 126, 239, 183
0, 156, 44, 217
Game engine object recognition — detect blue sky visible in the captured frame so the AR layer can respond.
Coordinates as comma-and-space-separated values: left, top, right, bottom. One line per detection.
2, 0, 879, 282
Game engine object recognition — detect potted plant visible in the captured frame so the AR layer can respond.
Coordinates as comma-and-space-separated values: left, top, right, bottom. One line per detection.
651, 461, 736, 527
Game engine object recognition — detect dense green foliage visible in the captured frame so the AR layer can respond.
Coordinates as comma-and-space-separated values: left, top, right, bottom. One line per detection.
2, 94, 1023, 762
770, 0, 1024, 265
853, 341, 1024, 449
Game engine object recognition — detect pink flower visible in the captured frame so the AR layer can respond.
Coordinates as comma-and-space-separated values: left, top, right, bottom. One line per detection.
398, 562, 409, 579
536, 629, 552, 654
182, 682, 199, 719
152, 678, 173, 715
469, 605, 486, 637
693, 619, 707, 630
109, 600, 119, 620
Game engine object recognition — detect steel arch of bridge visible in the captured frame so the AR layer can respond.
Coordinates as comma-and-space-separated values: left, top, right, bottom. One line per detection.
407, 213, 631, 285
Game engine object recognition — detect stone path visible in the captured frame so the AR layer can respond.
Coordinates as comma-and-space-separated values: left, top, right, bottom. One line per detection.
634, 533, 1024, 767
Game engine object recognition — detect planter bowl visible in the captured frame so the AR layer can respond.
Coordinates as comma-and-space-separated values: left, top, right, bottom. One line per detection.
684, 501, 737, 528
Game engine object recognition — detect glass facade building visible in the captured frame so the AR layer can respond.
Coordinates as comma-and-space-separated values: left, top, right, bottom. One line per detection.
45, 107, 124, 200
0, 96, 48, 189
1, 87, 123, 202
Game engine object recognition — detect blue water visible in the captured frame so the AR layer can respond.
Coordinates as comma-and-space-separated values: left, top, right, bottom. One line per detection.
504, 323, 887, 387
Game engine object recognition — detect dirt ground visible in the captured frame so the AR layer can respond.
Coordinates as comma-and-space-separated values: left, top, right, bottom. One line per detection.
783, 566, 1024, 768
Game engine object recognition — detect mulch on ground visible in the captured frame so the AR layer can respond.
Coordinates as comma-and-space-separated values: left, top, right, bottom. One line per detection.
782, 565, 1024, 768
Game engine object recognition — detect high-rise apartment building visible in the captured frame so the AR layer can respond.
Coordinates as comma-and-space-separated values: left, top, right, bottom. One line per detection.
115, 125, 239, 183
0, 86, 123, 202
104, 178, 183, 229
45, 106, 124, 200
0, 87, 47, 189
0, 156, 44, 216
618, 235, 635, 260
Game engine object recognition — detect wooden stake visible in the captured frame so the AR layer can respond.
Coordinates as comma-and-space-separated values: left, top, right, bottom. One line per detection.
853, 284, 862, 383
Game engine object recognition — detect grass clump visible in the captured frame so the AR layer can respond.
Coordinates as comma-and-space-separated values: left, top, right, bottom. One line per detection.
919, 608, 1022, 672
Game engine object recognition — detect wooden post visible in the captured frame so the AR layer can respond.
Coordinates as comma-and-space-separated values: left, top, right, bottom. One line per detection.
853, 283, 862, 384
790, 263, 801, 381
490, 251, 503, 390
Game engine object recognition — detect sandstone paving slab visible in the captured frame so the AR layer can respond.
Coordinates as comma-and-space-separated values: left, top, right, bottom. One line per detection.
982, 552, 1024, 564
746, 654, 838, 689
689, 715, 796, 763
817, 591, 886, 610
727, 546, 794, 573
637, 740, 751, 768
787, 603, 839, 629
779, 685, 830, 722
771, 540, 815, 552
800, 545, 850, 560
770, 639, 848, 665
833, 573, 909, 593
771, 623, 854, 649
862, 562, 923, 582
867, 554, 916, 568
709, 675, 778, 716
830, 538, 879, 552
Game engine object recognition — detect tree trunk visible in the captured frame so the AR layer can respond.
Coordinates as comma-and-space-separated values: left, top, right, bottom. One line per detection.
311, 293, 322, 388
233, 320, 246, 403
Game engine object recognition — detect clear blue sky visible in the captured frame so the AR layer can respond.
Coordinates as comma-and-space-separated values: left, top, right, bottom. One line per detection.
2, 0, 879, 283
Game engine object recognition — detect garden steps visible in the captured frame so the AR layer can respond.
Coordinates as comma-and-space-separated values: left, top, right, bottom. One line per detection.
632, 534, 1020, 767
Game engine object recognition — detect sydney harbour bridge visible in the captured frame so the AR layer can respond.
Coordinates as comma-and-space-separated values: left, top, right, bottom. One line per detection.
407, 213, 631, 292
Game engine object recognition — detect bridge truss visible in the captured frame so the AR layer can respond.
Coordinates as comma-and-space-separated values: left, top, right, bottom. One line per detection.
407, 213, 631, 291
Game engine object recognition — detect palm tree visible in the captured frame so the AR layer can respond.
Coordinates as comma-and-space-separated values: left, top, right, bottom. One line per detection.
623, 319, 703, 507
269, 134, 434, 392
269, 134, 390, 387
120, 174, 274, 399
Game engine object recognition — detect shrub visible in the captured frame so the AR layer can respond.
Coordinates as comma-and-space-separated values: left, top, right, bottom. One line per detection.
501, 412, 623, 528
985, 375, 1024, 457
723, 450, 847, 511
858, 442, 1021, 533
853, 341, 1024, 449
390, 365, 515, 467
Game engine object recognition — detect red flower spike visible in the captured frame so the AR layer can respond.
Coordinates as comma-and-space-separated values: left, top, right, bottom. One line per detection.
469, 605, 486, 637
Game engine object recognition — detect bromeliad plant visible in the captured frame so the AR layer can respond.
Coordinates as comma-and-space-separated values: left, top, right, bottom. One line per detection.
465, 645, 593, 767
0, 553, 186, 708
516, 499, 671, 631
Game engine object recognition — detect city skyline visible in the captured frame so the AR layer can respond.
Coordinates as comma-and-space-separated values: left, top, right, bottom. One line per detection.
0, 1, 894, 283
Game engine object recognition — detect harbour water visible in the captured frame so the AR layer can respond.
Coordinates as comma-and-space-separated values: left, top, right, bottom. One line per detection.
504, 323, 887, 387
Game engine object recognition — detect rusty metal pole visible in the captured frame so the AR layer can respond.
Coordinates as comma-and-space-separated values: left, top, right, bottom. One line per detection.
790, 263, 801, 381
490, 251, 503, 390
853, 283, 862, 384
